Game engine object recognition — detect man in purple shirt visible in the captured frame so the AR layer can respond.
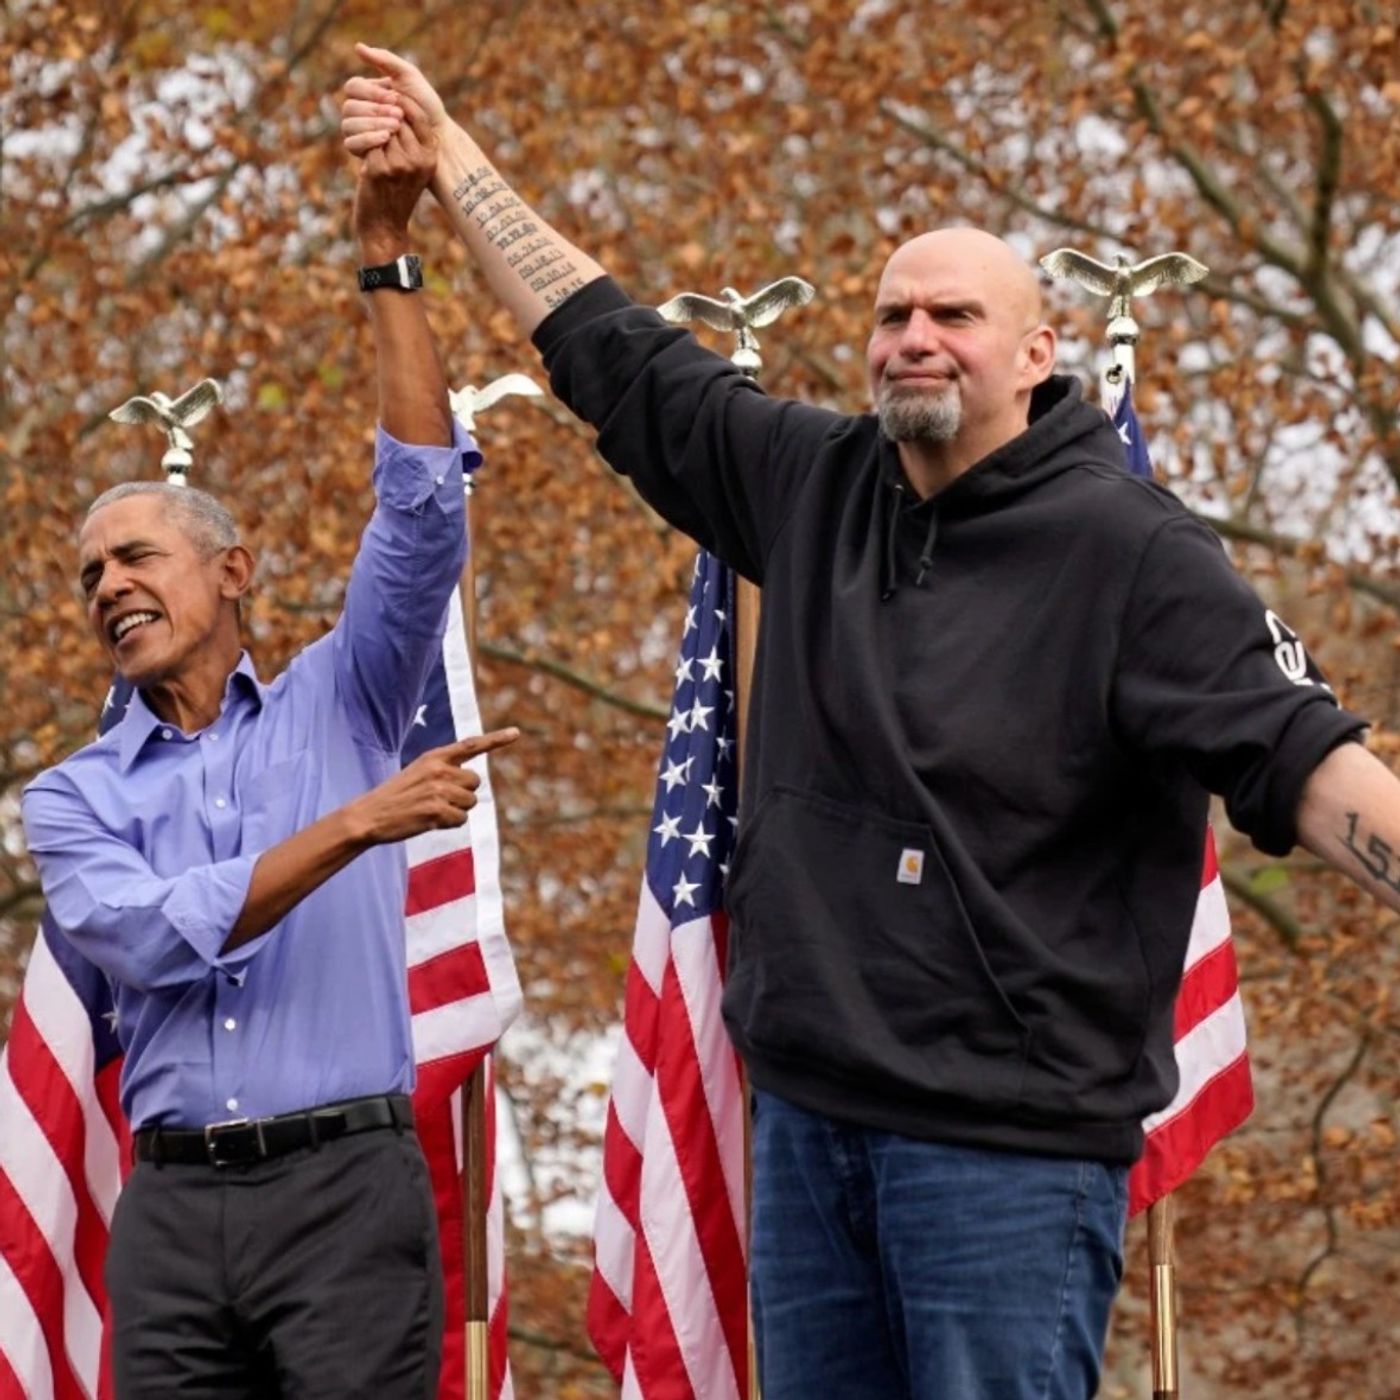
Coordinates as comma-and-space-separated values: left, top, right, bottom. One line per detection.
21, 98, 516, 1398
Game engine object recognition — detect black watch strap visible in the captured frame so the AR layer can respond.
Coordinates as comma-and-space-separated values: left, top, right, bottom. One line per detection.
358, 254, 423, 293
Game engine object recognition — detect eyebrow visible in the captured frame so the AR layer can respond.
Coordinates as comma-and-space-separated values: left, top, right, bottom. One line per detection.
78, 538, 163, 590
875, 297, 987, 318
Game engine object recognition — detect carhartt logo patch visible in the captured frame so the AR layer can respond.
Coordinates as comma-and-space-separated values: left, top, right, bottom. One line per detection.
897, 848, 925, 885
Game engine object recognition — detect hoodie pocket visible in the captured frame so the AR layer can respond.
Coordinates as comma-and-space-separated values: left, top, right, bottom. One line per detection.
725, 785, 1030, 1109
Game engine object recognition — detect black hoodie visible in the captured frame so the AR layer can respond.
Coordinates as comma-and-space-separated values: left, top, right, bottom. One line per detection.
536, 279, 1364, 1164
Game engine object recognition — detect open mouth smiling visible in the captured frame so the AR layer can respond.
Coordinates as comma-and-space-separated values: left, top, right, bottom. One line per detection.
109, 610, 161, 645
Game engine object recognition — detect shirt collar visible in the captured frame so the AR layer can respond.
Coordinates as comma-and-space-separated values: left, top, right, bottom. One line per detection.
115, 651, 264, 772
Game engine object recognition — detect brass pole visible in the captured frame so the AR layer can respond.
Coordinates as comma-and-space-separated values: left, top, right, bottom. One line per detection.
1148, 1195, 1179, 1399
459, 485, 493, 1400
732, 576, 761, 1400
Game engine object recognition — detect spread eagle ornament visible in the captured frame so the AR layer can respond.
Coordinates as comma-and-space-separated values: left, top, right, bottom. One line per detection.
108, 378, 224, 484
1038, 249, 1209, 324
657, 277, 816, 376
448, 373, 544, 433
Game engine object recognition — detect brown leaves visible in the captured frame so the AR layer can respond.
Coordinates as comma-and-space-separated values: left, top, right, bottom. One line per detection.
4, 0, 1400, 1389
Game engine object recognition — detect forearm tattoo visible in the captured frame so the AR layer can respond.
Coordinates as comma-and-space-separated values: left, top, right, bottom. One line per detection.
451, 164, 587, 310
1340, 811, 1400, 894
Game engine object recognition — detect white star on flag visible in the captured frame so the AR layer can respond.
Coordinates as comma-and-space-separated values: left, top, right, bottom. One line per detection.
683, 823, 713, 858
689, 699, 713, 733
661, 759, 688, 792
699, 646, 724, 682
672, 873, 700, 907
654, 812, 682, 846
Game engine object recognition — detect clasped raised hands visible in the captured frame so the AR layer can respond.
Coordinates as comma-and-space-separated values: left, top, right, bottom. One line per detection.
346, 45, 445, 257
342, 44, 447, 158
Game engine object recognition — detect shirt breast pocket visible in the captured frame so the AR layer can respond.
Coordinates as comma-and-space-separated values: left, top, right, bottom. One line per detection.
240, 750, 316, 855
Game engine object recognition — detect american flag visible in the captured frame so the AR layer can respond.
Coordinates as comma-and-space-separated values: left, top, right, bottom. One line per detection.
588, 550, 750, 1398
0, 579, 518, 1399
1110, 382, 1255, 1216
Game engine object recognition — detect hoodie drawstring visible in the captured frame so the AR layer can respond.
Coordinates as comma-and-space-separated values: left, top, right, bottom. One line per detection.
882, 481, 940, 598
915, 511, 938, 588
882, 482, 905, 601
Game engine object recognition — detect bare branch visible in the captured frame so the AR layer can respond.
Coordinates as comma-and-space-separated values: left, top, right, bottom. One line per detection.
517, 804, 654, 829
1219, 863, 1303, 951
1196, 512, 1400, 614
1304, 90, 1343, 280
506, 1323, 610, 1370
1294, 1030, 1371, 1336
878, 100, 1116, 243
478, 641, 669, 722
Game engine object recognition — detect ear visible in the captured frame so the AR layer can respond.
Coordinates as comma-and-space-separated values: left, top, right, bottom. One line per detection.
219, 544, 256, 602
1020, 324, 1056, 388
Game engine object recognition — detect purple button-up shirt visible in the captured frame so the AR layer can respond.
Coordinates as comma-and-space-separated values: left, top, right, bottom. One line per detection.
22, 425, 479, 1129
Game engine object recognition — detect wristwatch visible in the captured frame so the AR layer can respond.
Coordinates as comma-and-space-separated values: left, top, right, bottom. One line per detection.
358, 254, 423, 293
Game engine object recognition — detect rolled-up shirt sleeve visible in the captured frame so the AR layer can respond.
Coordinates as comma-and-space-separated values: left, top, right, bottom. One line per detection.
22, 776, 265, 993
333, 422, 480, 752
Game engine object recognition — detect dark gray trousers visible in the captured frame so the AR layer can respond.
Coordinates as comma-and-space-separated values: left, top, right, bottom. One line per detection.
107, 1127, 443, 1399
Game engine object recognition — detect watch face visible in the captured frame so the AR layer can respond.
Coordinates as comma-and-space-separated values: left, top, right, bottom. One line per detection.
359, 256, 422, 292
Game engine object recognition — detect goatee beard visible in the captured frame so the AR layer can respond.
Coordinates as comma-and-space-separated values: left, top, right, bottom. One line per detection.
877, 380, 962, 443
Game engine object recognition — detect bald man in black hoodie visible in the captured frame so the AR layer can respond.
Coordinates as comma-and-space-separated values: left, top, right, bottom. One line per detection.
344, 52, 1400, 1400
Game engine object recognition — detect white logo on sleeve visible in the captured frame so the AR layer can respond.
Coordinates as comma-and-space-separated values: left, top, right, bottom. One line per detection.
897, 848, 925, 885
1265, 610, 1333, 693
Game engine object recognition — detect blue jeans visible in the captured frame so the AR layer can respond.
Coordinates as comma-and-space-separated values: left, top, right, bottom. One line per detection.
749, 1090, 1128, 1400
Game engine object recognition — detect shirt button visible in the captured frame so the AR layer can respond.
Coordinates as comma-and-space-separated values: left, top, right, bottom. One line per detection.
161, 728, 173, 740
208, 732, 219, 742
224, 1017, 237, 1031
226, 1097, 239, 1112
215, 798, 227, 809
435, 474, 445, 486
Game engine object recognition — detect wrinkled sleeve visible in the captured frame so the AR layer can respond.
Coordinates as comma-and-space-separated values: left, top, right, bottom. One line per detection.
534, 278, 843, 583
1112, 514, 1367, 854
22, 776, 266, 993
333, 422, 479, 752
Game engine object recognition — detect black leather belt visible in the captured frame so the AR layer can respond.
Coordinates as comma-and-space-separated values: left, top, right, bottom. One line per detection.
133, 1093, 413, 1168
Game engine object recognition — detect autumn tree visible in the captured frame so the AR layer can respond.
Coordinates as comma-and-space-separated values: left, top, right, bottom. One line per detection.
3, 2, 1398, 1394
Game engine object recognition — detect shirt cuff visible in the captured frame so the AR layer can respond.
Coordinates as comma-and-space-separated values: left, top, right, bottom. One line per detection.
373, 421, 482, 512
161, 854, 266, 974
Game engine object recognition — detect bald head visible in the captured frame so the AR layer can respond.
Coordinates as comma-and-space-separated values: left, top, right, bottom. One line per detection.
877, 229, 1043, 332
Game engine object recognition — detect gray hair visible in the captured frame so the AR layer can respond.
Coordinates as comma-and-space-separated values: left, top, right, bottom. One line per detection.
86, 481, 239, 559
877, 380, 963, 445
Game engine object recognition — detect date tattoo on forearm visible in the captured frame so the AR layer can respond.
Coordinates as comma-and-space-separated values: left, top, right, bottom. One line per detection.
451, 164, 587, 310
1339, 811, 1400, 895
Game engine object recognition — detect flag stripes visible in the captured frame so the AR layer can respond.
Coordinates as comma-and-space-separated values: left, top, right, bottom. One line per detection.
1111, 384, 1254, 1217
589, 551, 748, 1399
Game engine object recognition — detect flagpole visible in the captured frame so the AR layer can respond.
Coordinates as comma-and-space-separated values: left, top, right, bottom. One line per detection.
448, 378, 543, 1400
1039, 247, 1212, 1400
658, 278, 814, 1400
458, 477, 493, 1400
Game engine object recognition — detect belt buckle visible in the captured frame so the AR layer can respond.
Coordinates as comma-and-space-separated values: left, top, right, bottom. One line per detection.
203, 1116, 264, 1167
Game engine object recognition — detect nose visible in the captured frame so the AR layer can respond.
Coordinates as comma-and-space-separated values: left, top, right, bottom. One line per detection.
897, 307, 943, 358
93, 561, 134, 611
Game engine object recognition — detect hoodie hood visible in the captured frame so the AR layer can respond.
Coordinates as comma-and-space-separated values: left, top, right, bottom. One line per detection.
878, 374, 1123, 599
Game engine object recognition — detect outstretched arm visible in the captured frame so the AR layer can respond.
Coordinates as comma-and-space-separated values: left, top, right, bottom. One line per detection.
1296, 741, 1400, 918
343, 44, 606, 337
